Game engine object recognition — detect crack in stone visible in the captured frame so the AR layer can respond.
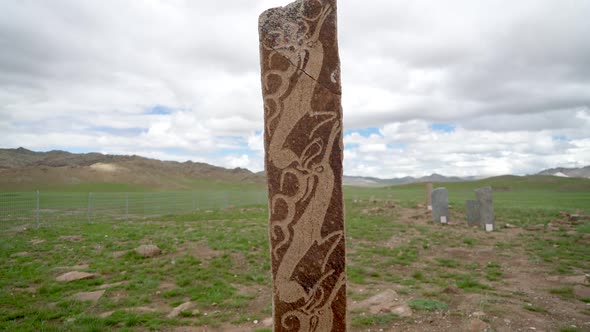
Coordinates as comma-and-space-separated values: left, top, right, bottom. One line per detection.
268, 46, 342, 96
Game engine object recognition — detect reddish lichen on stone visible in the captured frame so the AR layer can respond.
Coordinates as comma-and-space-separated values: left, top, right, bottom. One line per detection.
258, 0, 346, 331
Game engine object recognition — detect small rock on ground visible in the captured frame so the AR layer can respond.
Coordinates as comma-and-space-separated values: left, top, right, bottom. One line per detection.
99, 311, 114, 318
167, 301, 194, 318
466, 318, 489, 332
390, 303, 413, 317
135, 245, 162, 258
573, 285, 590, 299
262, 317, 273, 327
350, 289, 402, 314
442, 285, 461, 294
112, 250, 128, 258
72, 290, 105, 303
59, 235, 84, 242
98, 281, 129, 289
11, 252, 30, 257
56, 271, 96, 282
561, 275, 588, 284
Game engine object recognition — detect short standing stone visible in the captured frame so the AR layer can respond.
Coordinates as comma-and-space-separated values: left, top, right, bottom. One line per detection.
135, 245, 161, 258
465, 200, 481, 226
431, 188, 449, 224
475, 187, 495, 230
426, 183, 433, 210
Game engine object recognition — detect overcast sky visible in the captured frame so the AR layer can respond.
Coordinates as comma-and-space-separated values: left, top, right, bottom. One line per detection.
1, 0, 589, 178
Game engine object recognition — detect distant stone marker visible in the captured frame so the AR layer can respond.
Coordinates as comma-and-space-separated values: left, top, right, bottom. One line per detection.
465, 200, 481, 226
259, 0, 346, 331
475, 187, 495, 231
426, 182, 433, 210
431, 188, 449, 224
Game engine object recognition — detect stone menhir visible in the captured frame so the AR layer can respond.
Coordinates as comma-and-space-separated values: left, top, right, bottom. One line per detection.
465, 200, 481, 226
475, 187, 495, 231
431, 188, 449, 224
258, 0, 346, 331
426, 182, 433, 210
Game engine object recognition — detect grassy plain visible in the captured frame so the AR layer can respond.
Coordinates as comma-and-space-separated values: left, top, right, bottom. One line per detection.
0, 176, 589, 331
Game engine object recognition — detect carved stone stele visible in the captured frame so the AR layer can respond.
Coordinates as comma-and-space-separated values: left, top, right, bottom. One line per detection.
258, 0, 346, 331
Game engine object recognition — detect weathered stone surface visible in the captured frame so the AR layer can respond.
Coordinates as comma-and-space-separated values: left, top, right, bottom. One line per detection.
112, 250, 128, 258
561, 275, 589, 284
56, 271, 96, 282
98, 281, 129, 289
350, 289, 399, 313
573, 285, 590, 299
431, 188, 449, 224
167, 301, 194, 318
465, 200, 481, 226
259, 1, 346, 330
59, 235, 84, 242
349, 289, 413, 317
72, 290, 105, 303
442, 285, 461, 294
426, 182, 433, 210
475, 187, 495, 230
262, 317, 273, 327
134, 245, 161, 258
390, 303, 413, 317
466, 318, 489, 332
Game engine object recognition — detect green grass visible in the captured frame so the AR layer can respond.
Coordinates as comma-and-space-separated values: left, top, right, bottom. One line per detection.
345, 175, 590, 211
560, 328, 583, 332
523, 303, 549, 313
549, 287, 574, 299
0, 207, 271, 331
408, 299, 448, 311
1, 175, 589, 330
351, 313, 399, 327
435, 257, 460, 268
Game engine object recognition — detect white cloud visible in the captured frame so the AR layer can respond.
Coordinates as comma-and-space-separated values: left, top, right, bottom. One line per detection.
344, 118, 590, 178
226, 154, 251, 169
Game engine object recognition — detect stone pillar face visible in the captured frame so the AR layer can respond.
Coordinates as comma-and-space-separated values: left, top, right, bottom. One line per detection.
465, 200, 481, 226
426, 183, 433, 210
431, 188, 449, 224
475, 187, 494, 230
258, 1, 346, 331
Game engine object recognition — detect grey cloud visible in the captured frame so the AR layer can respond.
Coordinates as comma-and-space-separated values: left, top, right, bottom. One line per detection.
339, 0, 590, 127
1, 0, 589, 176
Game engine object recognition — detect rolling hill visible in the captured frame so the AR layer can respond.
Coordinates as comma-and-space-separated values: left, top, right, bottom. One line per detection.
2, 147, 589, 192
341, 174, 467, 187
0, 148, 264, 191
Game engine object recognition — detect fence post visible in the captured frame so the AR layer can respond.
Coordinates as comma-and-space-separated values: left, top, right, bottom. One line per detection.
88, 192, 92, 223
192, 191, 196, 211
172, 192, 175, 213
36, 190, 40, 228
125, 192, 129, 221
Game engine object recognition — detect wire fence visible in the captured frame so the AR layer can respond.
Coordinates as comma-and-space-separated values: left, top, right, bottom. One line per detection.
0, 190, 268, 227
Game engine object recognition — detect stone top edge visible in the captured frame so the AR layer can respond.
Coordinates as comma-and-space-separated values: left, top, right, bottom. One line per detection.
258, 0, 305, 28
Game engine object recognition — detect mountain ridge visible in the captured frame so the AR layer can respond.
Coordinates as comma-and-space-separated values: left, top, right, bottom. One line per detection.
535, 166, 590, 179
0, 147, 262, 191
1, 147, 588, 190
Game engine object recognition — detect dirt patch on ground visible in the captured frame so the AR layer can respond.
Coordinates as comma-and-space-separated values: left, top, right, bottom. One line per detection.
59, 235, 84, 242
176, 241, 222, 261
346, 205, 590, 332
